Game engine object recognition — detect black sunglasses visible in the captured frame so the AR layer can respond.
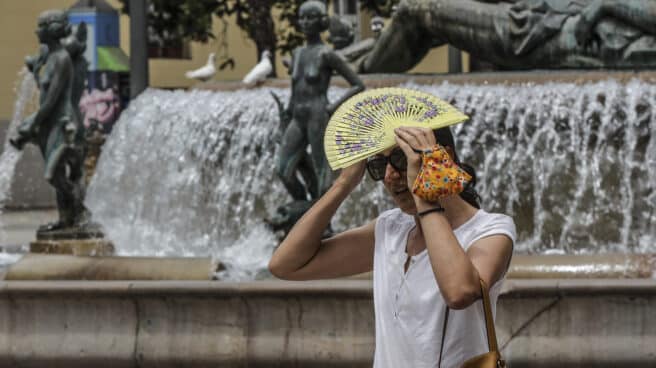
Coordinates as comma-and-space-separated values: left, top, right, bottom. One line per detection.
366, 147, 407, 181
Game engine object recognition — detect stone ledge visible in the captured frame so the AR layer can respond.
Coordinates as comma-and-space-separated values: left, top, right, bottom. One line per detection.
1, 278, 655, 297
501, 278, 656, 296
0, 278, 653, 367
4, 254, 214, 281
0, 291, 375, 368
30, 238, 114, 256
194, 70, 656, 91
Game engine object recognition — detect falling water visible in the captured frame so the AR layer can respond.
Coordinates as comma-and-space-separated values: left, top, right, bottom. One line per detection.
86, 79, 656, 279
86, 88, 389, 280
415, 80, 656, 254
0, 68, 38, 266
0, 68, 38, 205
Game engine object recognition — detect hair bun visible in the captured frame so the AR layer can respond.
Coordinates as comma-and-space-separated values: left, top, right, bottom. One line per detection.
459, 163, 477, 187
458, 162, 480, 209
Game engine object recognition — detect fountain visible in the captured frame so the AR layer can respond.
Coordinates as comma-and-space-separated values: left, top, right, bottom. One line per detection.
0, 1, 655, 367
71, 78, 655, 277
0, 68, 38, 269
4, 10, 114, 261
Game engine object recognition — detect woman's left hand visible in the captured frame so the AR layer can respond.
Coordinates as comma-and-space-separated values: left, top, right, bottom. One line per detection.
394, 126, 437, 190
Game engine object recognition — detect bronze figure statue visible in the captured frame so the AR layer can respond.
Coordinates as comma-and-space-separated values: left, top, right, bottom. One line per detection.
10, 10, 89, 231
327, 16, 355, 50
268, 1, 364, 235
277, 0, 364, 201
64, 22, 89, 122
352, 0, 656, 72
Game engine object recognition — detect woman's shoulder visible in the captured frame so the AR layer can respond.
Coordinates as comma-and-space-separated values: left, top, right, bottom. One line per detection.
374, 209, 413, 253
377, 207, 407, 221
376, 208, 413, 231
466, 210, 517, 245
478, 210, 515, 227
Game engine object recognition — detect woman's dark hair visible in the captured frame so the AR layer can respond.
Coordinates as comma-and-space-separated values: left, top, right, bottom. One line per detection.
433, 127, 481, 209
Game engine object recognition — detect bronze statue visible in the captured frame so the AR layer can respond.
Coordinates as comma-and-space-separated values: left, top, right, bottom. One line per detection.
64, 22, 89, 122
327, 16, 355, 50
277, 1, 364, 201
10, 10, 89, 231
268, 1, 364, 235
352, 0, 656, 72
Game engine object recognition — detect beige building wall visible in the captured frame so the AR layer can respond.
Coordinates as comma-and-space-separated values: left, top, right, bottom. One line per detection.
0, 1, 75, 121
0, 1, 463, 121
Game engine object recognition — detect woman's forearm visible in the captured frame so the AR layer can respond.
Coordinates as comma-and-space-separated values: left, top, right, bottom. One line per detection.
268, 181, 353, 278
415, 198, 481, 309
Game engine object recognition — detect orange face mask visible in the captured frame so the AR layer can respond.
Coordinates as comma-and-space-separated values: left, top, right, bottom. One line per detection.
411, 144, 472, 202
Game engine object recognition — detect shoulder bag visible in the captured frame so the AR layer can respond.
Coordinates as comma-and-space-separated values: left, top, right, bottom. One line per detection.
438, 279, 506, 368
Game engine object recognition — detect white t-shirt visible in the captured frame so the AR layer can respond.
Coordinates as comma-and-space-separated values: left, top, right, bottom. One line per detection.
372, 208, 516, 368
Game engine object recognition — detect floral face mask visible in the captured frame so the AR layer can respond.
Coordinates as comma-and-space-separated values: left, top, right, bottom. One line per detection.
412, 144, 471, 202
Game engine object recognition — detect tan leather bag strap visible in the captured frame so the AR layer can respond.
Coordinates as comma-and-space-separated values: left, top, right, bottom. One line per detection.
479, 279, 499, 353
438, 306, 449, 368
438, 279, 500, 367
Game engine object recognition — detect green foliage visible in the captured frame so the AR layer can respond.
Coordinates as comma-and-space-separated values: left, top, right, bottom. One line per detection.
272, 1, 307, 55
116, 1, 311, 53
214, 0, 312, 60
119, 0, 422, 75
119, 0, 327, 75
118, 0, 395, 52
118, 0, 217, 45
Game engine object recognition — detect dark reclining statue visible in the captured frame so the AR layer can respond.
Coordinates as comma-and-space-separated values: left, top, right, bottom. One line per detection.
351, 0, 656, 72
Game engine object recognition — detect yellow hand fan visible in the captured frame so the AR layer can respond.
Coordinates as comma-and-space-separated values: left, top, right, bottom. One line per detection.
324, 87, 469, 170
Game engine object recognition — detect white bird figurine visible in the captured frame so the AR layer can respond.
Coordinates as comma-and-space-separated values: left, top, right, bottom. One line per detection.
243, 50, 273, 86
185, 53, 216, 81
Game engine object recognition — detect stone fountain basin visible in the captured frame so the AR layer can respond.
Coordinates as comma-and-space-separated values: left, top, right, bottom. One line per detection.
196, 70, 656, 91
0, 254, 654, 367
2, 70, 654, 366
3, 253, 654, 280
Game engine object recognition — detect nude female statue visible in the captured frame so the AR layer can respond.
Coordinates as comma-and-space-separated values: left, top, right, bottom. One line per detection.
10, 10, 87, 230
355, 0, 656, 72
277, 0, 365, 201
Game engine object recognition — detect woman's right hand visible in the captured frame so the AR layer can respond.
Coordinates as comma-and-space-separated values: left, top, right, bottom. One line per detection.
334, 160, 366, 192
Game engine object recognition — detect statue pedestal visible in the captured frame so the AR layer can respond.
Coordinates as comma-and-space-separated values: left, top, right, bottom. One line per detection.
30, 224, 114, 256
30, 238, 114, 256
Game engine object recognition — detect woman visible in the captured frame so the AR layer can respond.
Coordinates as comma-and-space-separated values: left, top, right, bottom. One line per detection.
277, 0, 364, 201
269, 126, 516, 367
